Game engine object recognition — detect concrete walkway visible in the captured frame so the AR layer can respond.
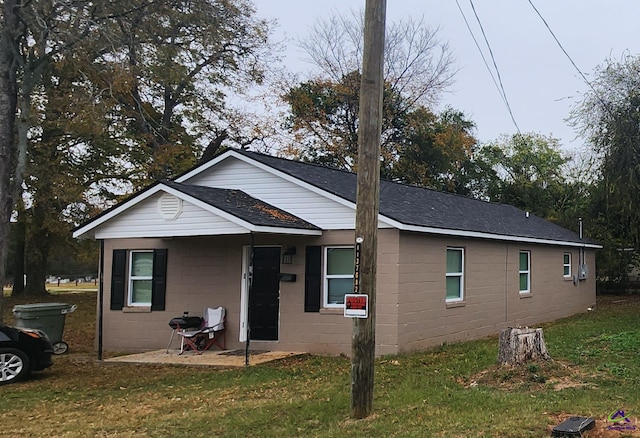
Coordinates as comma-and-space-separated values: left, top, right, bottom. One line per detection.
104, 349, 306, 368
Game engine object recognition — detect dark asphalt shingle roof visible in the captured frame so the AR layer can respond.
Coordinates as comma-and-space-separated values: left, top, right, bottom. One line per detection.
230, 149, 595, 245
162, 180, 320, 230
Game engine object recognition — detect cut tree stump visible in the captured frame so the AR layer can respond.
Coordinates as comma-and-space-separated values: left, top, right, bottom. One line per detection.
497, 327, 551, 366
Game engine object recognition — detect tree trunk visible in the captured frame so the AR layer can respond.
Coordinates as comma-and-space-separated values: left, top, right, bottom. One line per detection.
23, 223, 50, 296
497, 327, 550, 366
0, 0, 20, 324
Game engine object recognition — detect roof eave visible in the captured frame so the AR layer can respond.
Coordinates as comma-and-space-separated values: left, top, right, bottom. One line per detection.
392, 221, 602, 248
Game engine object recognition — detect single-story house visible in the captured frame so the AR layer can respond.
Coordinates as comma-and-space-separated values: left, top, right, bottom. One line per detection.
73, 148, 601, 356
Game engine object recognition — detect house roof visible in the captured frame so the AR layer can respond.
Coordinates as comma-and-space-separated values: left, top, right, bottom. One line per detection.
161, 181, 320, 231
75, 147, 600, 248
225, 149, 599, 247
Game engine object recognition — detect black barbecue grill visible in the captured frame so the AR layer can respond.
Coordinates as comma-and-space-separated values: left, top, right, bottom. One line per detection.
166, 313, 203, 353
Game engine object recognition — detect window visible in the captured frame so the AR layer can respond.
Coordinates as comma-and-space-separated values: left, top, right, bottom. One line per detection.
324, 247, 354, 307
563, 252, 571, 278
446, 248, 464, 302
129, 251, 154, 306
110, 249, 167, 311
519, 251, 531, 293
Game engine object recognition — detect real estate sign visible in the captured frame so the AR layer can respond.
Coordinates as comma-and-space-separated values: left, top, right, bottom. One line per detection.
344, 294, 368, 318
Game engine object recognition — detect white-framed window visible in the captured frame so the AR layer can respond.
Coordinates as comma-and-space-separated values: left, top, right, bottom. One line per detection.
519, 251, 531, 293
563, 252, 572, 278
128, 251, 154, 306
446, 248, 464, 302
324, 246, 354, 308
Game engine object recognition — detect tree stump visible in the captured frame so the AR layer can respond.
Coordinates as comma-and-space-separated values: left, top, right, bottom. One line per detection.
497, 327, 551, 365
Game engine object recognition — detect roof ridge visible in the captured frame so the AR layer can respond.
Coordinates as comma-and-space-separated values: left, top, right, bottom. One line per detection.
234, 148, 517, 209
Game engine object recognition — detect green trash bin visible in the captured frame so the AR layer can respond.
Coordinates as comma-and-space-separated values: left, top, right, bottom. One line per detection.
12, 303, 77, 355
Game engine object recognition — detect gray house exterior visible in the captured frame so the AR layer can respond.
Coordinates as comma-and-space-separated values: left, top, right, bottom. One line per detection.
74, 149, 600, 356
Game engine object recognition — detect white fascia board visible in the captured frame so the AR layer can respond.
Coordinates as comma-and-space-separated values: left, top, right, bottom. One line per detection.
390, 220, 603, 249
175, 152, 229, 182
176, 150, 359, 212
94, 226, 321, 239
250, 226, 322, 236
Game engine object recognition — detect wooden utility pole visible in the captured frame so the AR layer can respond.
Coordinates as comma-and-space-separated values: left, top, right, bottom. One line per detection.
351, 0, 386, 419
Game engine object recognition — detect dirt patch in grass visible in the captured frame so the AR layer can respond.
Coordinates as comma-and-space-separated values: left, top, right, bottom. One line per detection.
459, 359, 598, 392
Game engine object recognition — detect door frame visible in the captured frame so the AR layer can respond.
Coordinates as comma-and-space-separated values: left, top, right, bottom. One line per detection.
239, 245, 281, 342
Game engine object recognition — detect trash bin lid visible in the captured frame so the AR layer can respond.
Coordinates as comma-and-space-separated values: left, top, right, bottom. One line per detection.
12, 303, 72, 315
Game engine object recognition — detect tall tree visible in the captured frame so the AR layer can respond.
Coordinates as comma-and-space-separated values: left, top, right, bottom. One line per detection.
0, 0, 118, 318
283, 73, 477, 192
284, 71, 399, 172
391, 107, 477, 193
299, 10, 455, 109
570, 53, 640, 290
83, 0, 275, 189
571, 54, 640, 247
473, 133, 570, 219
1, 1, 276, 306
0, 0, 21, 316
282, 11, 458, 176
16, 58, 91, 295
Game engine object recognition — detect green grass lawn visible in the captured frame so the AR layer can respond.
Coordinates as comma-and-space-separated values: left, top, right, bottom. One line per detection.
1, 291, 639, 437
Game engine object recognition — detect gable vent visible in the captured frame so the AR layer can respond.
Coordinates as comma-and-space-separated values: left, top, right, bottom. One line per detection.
157, 194, 183, 221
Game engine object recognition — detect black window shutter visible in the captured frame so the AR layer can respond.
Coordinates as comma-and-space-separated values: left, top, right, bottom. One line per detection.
151, 249, 168, 311
110, 249, 127, 310
304, 246, 322, 312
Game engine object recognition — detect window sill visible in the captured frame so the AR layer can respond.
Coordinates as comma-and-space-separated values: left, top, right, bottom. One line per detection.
122, 306, 152, 313
518, 292, 532, 299
320, 308, 344, 315
445, 300, 466, 309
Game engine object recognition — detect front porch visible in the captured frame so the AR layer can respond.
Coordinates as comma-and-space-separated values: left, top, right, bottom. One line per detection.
104, 349, 307, 367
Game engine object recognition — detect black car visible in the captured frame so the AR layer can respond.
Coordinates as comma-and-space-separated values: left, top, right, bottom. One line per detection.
0, 324, 53, 385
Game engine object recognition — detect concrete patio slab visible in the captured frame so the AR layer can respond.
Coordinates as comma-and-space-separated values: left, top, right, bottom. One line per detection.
104, 349, 306, 367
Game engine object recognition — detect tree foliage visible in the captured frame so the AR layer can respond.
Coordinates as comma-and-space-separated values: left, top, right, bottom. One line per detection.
1, 1, 276, 303
284, 71, 362, 170
299, 10, 455, 109
283, 13, 473, 191
391, 107, 477, 193
570, 54, 640, 288
571, 54, 640, 247
0, 0, 119, 311
283, 71, 477, 193
77, 0, 275, 190
475, 133, 575, 220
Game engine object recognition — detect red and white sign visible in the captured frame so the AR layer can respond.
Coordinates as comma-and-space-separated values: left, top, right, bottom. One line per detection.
344, 294, 368, 318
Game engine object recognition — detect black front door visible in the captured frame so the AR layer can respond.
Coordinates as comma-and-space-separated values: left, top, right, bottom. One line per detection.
249, 247, 280, 341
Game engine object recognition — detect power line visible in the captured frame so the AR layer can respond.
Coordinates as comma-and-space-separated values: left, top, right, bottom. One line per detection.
466, 0, 521, 134
526, 0, 610, 114
454, 1, 504, 107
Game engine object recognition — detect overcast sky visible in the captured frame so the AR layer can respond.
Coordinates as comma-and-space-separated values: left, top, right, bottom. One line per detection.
253, 0, 640, 151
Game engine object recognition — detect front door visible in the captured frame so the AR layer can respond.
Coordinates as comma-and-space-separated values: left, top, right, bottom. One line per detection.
249, 247, 281, 341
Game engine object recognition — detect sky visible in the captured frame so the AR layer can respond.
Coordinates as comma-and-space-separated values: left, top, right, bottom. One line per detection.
252, 0, 640, 151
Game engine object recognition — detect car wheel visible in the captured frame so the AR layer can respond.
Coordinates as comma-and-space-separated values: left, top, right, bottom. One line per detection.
53, 342, 68, 355
0, 348, 31, 385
